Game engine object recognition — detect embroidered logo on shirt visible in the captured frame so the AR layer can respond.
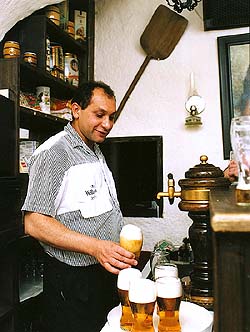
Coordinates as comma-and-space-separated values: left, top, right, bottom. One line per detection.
85, 184, 97, 200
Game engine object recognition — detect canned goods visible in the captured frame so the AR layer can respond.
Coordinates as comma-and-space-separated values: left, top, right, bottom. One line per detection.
46, 5, 60, 26
50, 43, 64, 80
3, 41, 20, 58
67, 21, 75, 38
23, 52, 37, 66
36, 86, 50, 114
46, 36, 51, 72
64, 53, 79, 87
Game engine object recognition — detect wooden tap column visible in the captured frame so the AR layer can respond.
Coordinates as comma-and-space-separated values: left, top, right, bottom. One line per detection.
157, 156, 231, 310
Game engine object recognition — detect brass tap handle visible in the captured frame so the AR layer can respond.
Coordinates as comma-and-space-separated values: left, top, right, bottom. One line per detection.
167, 173, 175, 205
156, 173, 181, 205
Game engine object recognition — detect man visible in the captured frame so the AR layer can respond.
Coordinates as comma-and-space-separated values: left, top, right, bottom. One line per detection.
22, 81, 137, 332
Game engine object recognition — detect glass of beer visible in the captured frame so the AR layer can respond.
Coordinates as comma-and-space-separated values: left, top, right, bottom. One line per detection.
231, 116, 250, 205
120, 224, 143, 260
154, 263, 178, 281
155, 277, 182, 332
128, 278, 156, 332
117, 268, 142, 331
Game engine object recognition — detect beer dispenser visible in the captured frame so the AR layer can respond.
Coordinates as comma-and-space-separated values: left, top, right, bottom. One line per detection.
157, 155, 230, 309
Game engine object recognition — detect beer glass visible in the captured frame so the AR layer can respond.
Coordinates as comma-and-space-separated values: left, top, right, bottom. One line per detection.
120, 224, 143, 260
117, 268, 142, 331
231, 116, 250, 205
129, 279, 156, 332
156, 277, 182, 332
154, 263, 178, 281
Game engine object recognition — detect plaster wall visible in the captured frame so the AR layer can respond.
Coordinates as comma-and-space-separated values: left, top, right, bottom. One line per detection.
0, 0, 62, 42
94, 0, 249, 250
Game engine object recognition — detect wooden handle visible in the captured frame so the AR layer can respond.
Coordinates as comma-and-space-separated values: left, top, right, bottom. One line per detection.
115, 56, 151, 122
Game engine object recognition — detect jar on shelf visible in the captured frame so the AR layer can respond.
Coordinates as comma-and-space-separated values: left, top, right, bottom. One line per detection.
45, 5, 60, 26
36, 86, 50, 114
64, 53, 79, 87
58, 0, 69, 31
23, 52, 37, 67
50, 43, 64, 80
3, 41, 20, 58
67, 21, 75, 38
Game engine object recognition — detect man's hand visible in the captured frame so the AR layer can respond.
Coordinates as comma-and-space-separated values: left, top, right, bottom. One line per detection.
224, 160, 238, 182
91, 239, 138, 274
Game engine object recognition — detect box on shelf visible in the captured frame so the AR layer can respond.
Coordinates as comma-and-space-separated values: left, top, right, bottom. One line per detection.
74, 10, 87, 42
19, 140, 39, 173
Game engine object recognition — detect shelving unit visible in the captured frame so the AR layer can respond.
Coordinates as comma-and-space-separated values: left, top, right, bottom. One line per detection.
0, 1, 95, 331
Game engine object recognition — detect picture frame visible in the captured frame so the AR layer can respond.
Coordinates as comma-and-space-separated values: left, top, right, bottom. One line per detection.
218, 33, 250, 159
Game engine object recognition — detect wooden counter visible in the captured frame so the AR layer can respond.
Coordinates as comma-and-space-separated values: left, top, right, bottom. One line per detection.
210, 186, 250, 332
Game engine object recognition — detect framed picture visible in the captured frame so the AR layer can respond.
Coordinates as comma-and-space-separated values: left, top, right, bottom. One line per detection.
218, 33, 250, 159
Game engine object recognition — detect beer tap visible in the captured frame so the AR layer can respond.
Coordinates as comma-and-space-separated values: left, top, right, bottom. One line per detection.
157, 173, 181, 205
156, 155, 231, 310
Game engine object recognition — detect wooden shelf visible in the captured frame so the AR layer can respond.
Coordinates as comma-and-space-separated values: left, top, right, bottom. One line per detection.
20, 106, 68, 140
46, 17, 87, 55
20, 106, 68, 125
20, 62, 77, 99
0, 1, 95, 330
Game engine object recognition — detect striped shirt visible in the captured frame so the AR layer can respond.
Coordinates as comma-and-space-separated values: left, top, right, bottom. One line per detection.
22, 123, 123, 266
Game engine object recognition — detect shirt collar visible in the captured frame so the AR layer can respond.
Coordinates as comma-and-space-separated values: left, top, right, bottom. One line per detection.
64, 122, 98, 154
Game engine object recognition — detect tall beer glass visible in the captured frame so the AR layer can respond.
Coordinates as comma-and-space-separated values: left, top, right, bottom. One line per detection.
120, 224, 143, 260
129, 278, 156, 332
156, 277, 182, 332
231, 116, 250, 205
117, 268, 142, 331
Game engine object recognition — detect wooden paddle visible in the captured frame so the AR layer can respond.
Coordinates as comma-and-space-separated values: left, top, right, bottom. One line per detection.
115, 5, 188, 122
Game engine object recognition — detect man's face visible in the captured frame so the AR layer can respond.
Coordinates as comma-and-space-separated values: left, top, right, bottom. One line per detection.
71, 88, 116, 149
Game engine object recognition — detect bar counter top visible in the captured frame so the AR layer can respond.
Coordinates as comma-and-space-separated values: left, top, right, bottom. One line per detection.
210, 186, 250, 233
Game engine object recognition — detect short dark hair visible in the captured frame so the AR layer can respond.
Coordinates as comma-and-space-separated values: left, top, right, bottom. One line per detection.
71, 80, 115, 110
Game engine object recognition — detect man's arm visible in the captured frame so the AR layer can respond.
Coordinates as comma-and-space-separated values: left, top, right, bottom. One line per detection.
24, 211, 137, 274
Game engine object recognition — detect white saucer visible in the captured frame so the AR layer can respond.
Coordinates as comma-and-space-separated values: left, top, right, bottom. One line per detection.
106, 301, 213, 332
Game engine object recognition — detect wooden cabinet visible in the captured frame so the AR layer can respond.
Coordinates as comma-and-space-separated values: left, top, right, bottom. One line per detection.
0, 1, 95, 331
210, 187, 250, 332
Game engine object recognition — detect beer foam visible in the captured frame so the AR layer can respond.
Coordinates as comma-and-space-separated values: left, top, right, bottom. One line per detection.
154, 264, 178, 279
129, 279, 156, 303
117, 268, 142, 290
120, 224, 142, 240
156, 277, 182, 298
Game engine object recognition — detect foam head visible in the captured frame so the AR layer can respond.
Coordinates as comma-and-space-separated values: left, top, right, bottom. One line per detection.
117, 268, 142, 290
129, 279, 156, 303
156, 277, 182, 299
120, 224, 143, 240
154, 263, 178, 280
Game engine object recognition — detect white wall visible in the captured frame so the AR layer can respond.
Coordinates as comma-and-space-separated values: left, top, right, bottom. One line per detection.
0, 0, 62, 42
94, 0, 249, 250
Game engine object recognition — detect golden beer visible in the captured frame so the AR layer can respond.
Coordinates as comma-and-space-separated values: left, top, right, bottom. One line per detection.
120, 224, 143, 260
156, 277, 182, 332
129, 279, 156, 332
157, 297, 181, 332
129, 302, 155, 332
117, 268, 142, 331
